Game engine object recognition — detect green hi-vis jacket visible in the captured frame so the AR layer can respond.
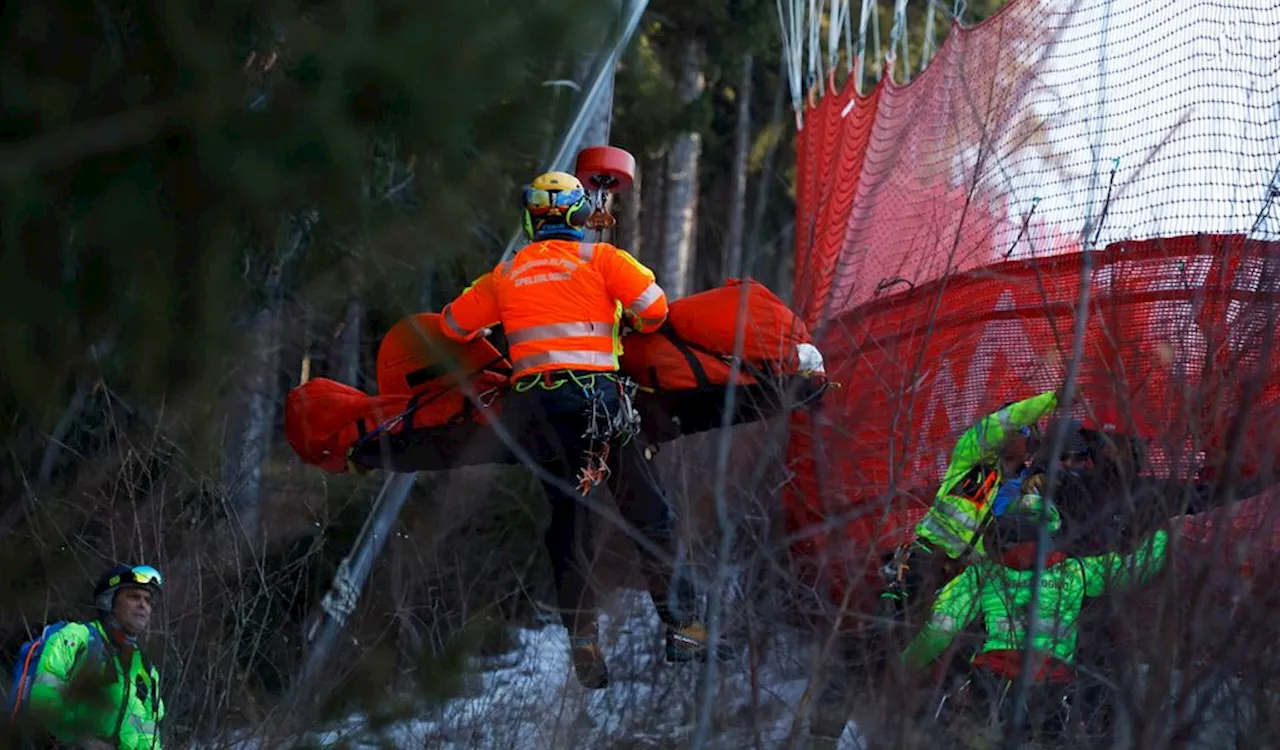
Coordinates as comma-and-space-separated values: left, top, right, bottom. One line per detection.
29, 620, 164, 749
914, 390, 1059, 559
902, 529, 1170, 668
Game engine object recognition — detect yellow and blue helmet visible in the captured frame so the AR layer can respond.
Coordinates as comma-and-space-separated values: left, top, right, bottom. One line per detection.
522, 171, 590, 240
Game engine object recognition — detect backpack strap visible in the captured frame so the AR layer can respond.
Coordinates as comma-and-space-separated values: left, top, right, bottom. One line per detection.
83, 621, 103, 656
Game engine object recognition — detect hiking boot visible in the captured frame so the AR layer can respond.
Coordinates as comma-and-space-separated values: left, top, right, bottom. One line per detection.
664, 621, 737, 663
569, 636, 609, 689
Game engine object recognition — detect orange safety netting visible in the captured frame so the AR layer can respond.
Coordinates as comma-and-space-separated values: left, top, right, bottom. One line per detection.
782, 0, 1280, 602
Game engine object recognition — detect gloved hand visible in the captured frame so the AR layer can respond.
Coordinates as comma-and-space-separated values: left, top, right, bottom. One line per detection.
991, 468, 1030, 518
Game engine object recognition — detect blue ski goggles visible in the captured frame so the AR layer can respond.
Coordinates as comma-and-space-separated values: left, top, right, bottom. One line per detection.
524, 186, 585, 215
108, 565, 164, 590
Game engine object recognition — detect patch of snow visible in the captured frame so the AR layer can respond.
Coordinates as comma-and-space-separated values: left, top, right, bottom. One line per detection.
228, 588, 864, 749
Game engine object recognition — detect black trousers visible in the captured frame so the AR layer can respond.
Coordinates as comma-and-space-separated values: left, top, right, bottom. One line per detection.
508, 371, 696, 636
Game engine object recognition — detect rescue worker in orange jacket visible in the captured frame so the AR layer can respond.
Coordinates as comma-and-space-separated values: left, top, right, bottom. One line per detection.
439, 171, 731, 689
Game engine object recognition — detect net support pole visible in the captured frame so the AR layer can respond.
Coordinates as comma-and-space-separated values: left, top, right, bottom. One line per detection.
295, 473, 416, 687
286, 0, 648, 715
500, 0, 649, 263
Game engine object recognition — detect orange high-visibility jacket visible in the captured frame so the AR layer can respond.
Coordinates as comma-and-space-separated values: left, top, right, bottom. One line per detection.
440, 239, 668, 379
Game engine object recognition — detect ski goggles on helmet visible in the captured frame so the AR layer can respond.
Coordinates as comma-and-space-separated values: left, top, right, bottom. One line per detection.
524, 185, 585, 216
108, 565, 165, 590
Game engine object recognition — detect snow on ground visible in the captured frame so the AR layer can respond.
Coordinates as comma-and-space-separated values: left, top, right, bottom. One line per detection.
300, 589, 863, 749
200, 587, 1267, 749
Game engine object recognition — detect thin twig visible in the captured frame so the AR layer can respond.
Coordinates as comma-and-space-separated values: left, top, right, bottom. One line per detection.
691, 277, 754, 749
1005, 158, 1118, 746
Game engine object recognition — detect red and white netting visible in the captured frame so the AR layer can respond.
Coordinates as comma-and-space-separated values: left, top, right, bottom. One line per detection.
777, 0, 1280, 597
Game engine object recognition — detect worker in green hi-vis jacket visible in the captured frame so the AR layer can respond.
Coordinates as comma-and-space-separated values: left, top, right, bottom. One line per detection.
901, 484, 1170, 740
881, 389, 1067, 613
915, 390, 1063, 560
21, 564, 166, 750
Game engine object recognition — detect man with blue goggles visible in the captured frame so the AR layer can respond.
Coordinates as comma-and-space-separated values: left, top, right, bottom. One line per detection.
15, 563, 166, 749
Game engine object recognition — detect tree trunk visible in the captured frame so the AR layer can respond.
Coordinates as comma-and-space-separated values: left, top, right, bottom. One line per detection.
617, 160, 641, 255
659, 37, 706, 300
685, 200, 700, 295
724, 53, 753, 281
775, 221, 795, 305
332, 296, 363, 387
641, 151, 666, 267
746, 58, 788, 282
222, 214, 311, 540
223, 306, 280, 539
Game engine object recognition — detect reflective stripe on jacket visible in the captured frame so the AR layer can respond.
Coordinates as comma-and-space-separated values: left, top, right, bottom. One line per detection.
29, 620, 164, 749
915, 390, 1059, 559
916, 477, 994, 559
440, 240, 668, 378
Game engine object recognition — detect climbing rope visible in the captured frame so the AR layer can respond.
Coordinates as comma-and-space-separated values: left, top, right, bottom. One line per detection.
776, 0, 806, 120
855, 0, 873, 93
826, 0, 852, 84
807, 0, 822, 94
778, 0, 968, 106
921, 0, 939, 65
888, 0, 908, 69
842, 0, 855, 78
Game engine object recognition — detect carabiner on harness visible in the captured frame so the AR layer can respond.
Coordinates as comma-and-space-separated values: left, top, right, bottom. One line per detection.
881, 544, 914, 587
612, 376, 643, 446
573, 374, 643, 495
576, 378, 615, 495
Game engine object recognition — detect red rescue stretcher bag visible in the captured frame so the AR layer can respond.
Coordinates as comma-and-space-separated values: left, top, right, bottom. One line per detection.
619, 279, 829, 441
284, 314, 515, 474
